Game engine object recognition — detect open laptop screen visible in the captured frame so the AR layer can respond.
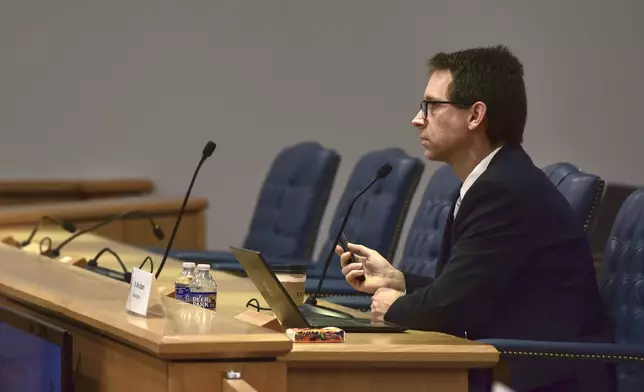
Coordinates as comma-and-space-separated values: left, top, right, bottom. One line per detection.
230, 246, 310, 329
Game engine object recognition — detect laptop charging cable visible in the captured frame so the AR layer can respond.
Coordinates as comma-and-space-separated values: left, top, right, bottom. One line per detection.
245, 298, 271, 312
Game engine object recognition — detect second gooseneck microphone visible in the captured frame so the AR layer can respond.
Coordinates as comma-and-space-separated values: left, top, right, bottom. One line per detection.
305, 162, 393, 306
20, 216, 76, 248
154, 141, 216, 278
43, 210, 165, 258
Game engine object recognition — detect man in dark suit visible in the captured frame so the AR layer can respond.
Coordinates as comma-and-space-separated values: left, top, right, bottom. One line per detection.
336, 45, 612, 391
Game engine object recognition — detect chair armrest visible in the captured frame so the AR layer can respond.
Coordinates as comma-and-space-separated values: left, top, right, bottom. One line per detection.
479, 339, 644, 362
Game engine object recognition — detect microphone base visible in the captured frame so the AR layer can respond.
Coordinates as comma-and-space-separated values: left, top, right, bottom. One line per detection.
298, 303, 355, 320
41, 249, 60, 259
83, 263, 132, 284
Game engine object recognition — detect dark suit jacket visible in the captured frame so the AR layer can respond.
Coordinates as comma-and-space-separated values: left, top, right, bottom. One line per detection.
384, 145, 613, 391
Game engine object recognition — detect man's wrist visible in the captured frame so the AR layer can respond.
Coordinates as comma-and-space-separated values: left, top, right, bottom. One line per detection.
387, 269, 406, 293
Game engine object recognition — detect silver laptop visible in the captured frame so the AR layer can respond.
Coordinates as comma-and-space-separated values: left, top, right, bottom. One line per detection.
230, 246, 407, 333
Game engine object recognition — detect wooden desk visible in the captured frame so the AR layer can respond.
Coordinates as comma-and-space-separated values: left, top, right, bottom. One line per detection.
0, 230, 499, 392
0, 196, 208, 250
0, 245, 291, 392
0, 178, 154, 205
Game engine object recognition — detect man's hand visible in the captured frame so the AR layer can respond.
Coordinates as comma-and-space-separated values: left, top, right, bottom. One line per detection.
370, 287, 404, 322
335, 243, 405, 294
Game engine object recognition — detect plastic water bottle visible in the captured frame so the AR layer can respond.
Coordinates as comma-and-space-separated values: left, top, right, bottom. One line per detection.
190, 264, 217, 310
175, 262, 196, 303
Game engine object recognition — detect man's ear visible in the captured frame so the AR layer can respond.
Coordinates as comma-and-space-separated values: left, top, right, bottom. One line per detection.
467, 101, 487, 130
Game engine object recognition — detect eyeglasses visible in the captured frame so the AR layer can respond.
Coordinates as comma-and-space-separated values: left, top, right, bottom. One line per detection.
420, 100, 472, 119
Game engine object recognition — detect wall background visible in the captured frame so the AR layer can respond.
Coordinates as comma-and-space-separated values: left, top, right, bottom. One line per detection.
1, 0, 642, 260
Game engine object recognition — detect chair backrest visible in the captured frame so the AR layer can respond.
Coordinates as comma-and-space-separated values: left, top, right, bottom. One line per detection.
392, 162, 603, 279
397, 164, 462, 278
599, 188, 644, 392
243, 141, 340, 260
317, 148, 424, 278
542, 163, 605, 233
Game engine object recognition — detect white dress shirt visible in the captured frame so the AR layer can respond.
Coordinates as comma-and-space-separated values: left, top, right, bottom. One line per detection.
454, 146, 503, 217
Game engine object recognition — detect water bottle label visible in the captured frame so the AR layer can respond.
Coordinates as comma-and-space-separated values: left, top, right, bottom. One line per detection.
175, 286, 191, 303
191, 291, 217, 310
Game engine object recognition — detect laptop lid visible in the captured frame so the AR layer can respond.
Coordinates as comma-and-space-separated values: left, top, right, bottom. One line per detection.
229, 246, 311, 329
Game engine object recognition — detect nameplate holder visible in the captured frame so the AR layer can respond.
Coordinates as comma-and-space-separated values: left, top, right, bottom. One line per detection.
1, 236, 21, 248
234, 309, 283, 332
126, 268, 165, 317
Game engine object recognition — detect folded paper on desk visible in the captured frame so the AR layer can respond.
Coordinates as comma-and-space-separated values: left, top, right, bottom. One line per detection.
286, 327, 345, 343
235, 309, 284, 332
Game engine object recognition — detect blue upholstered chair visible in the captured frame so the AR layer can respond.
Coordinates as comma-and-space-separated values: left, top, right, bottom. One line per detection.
303, 148, 424, 295
395, 162, 603, 280
542, 162, 605, 233
480, 188, 644, 392
165, 141, 340, 264
396, 164, 462, 278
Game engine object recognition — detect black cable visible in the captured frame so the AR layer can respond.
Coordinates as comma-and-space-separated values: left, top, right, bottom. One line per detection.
138, 256, 155, 273
90, 248, 129, 276
48, 210, 164, 258
245, 298, 271, 312
20, 216, 76, 247
39, 237, 53, 255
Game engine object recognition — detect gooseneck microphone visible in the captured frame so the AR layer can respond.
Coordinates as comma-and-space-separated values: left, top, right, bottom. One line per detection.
304, 163, 393, 312
138, 256, 154, 273
20, 216, 77, 247
154, 141, 216, 278
43, 210, 165, 258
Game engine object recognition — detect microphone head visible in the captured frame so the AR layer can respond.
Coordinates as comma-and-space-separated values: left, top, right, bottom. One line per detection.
62, 221, 77, 233
153, 225, 165, 240
202, 141, 216, 158
377, 163, 393, 179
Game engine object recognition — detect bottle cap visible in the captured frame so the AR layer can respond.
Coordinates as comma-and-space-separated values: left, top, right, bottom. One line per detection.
197, 263, 211, 271
182, 262, 196, 269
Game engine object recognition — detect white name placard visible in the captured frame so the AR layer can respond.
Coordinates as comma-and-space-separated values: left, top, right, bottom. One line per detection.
126, 268, 164, 316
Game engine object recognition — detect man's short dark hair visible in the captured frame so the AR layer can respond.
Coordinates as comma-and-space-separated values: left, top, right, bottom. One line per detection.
427, 45, 527, 146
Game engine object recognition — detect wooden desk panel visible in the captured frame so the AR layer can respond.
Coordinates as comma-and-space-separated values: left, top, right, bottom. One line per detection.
288, 368, 467, 392
0, 246, 291, 360
0, 196, 207, 224
0, 178, 154, 205
0, 196, 208, 250
0, 231, 499, 392
9, 229, 499, 365
0, 297, 287, 392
